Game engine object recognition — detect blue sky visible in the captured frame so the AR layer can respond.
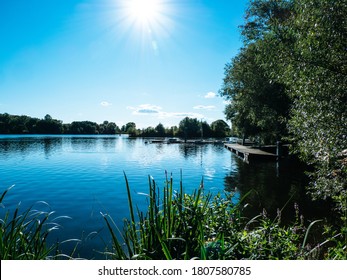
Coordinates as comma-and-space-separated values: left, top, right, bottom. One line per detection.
0, 0, 248, 128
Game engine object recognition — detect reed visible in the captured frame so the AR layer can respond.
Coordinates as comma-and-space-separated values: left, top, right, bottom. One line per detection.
0, 185, 79, 260
2, 177, 344, 259
103, 173, 217, 259
103, 173, 274, 259
103, 173, 337, 260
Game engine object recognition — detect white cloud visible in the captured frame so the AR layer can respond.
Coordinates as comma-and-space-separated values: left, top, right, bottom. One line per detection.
204, 91, 217, 99
128, 104, 162, 115
159, 112, 204, 119
127, 104, 204, 120
100, 101, 112, 107
193, 105, 216, 110
138, 108, 160, 114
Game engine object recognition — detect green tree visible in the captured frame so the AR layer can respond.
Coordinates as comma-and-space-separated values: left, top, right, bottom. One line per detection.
102, 121, 119, 134
237, 0, 347, 210
210, 120, 230, 138
0, 113, 40, 134
99, 121, 109, 134
284, 0, 347, 209
178, 117, 201, 139
165, 126, 178, 137
0, 113, 11, 133
68, 121, 98, 134
36, 114, 63, 134
44, 114, 53, 122
122, 122, 137, 136
155, 123, 166, 137
220, 43, 290, 144
140, 126, 156, 137
201, 121, 212, 138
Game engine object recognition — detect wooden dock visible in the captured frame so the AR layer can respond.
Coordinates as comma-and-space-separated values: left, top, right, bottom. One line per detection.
224, 143, 278, 162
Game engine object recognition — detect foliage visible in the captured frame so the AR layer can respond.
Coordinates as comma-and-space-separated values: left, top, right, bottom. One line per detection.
138, 119, 229, 138
102, 174, 332, 260
0, 113, 230, 139
222, 0, 347, 211
283, 0, 347, 212
155, 123, 166, 137
1, 176, 345, 260
0, 113, 63, 134
225, 212, 304, 260
0, 113, 123, 135
210, 120, 230, 138
67, 121, 98, 134
321, 199, 347, 260
121, 122, 137, 136
220, 43, 290, 144
177, 117, 202, 139
103, 172, 211, 259
0, 186, 79, 260
99, 121, 120, 134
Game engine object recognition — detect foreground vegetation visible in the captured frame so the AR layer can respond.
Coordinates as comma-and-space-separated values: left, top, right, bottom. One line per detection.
0, 186, 80, 259
102, 173, 346, 260
1, 175, 346, 260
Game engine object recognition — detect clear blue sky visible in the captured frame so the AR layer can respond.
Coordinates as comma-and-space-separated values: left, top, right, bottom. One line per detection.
0, 0, 248, 128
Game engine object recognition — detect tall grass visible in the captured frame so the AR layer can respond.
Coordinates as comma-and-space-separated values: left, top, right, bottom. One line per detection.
1, 176, 345, 259
102, 172, 324, 260
0, 185, 80, 260
102, 172, 219, 259
319, 195, 347, 259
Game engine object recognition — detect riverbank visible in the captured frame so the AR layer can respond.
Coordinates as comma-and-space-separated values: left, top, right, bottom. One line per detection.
1, 176, 345, 260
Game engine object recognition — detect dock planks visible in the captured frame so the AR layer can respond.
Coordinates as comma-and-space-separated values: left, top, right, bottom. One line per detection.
224, 143, 278, 162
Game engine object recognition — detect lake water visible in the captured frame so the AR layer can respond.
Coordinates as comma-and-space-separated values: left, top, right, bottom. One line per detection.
0, 135, 327, 259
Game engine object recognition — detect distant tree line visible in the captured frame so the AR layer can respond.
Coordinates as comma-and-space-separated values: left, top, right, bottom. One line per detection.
138, 118, 230, 138
0, 113, 230, 138
0, 113, 120, 135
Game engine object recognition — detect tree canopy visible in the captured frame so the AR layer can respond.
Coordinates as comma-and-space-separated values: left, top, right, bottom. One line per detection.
0, 113, 230, 139
220, 43, 289, 144
221, 0, 347, 211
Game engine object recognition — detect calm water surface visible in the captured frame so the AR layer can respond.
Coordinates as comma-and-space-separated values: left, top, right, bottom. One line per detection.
0, 135, 326, 259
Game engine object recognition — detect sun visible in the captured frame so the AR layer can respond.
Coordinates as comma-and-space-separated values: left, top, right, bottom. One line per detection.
125, 0, 163, 26
107, 0, 174, 51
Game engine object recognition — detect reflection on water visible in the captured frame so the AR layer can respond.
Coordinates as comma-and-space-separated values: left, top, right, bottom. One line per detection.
225, 157, 329, 223
0, 135, 328, 258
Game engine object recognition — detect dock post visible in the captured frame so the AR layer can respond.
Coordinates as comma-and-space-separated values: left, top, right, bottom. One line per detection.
276, 141, 282, 160
242, 135, 246, 146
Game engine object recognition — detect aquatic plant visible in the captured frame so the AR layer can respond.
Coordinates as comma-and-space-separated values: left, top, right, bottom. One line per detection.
1, 177, 344, 260
317, 196, 347, 260
0, 185, 79, 260
102, 172, 321, 260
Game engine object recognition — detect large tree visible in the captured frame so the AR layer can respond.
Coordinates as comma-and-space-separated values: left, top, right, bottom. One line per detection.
284, 0, 347, 208
178, 117, 201, 139
122, 122, 137, 136
155, 123, 166, 137
210, 119, 230, 138
232, 0, 347, 211
220, 42, 290, 144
